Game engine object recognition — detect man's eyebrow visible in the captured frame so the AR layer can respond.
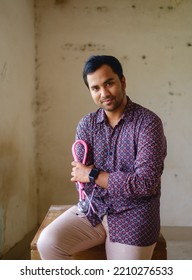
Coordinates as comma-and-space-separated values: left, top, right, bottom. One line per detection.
90, 84, 99, 89
104, 78, 114, 84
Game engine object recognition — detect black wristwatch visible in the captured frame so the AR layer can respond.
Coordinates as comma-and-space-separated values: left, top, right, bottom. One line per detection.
89, 168, 100, 183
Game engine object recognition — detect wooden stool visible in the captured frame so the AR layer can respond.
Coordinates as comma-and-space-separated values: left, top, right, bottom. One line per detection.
31, 205, 167, 260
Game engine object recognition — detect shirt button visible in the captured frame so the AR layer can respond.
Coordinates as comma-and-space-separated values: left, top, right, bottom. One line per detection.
109, 152, 113, 156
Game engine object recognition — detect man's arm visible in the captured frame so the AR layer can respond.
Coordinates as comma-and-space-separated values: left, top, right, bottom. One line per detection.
71, 161, 109, 189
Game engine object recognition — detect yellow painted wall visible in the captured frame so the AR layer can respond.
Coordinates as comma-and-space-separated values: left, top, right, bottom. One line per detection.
0, 0, 37, 255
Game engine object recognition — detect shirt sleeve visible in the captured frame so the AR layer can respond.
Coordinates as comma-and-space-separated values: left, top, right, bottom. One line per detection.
108, 114, 167, 198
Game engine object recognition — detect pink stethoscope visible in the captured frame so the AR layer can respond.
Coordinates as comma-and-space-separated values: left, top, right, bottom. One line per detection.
72, 140, 95, 213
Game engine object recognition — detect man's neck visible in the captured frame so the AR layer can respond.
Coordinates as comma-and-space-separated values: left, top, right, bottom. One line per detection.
105, 96, 128, 128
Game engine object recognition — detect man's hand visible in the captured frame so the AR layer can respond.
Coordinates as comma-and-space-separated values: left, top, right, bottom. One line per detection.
71, 161, 109, 189
71, 161, 93, 183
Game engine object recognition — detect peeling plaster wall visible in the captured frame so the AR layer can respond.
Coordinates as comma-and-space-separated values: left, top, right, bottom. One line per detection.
35, 0, 192, 226
0, 0, 37, 255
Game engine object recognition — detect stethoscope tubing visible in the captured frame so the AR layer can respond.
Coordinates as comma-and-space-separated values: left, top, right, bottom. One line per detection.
72, 139, 96, 214
72, 139, 88, 201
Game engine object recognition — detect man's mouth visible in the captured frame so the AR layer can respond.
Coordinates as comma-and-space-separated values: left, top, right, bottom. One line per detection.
101, 98, 113, 105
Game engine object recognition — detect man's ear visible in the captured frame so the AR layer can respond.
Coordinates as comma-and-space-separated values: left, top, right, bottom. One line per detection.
121, 75, 126, 90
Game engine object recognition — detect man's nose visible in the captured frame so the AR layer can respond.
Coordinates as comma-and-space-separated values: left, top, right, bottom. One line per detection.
100, 87, 109, 98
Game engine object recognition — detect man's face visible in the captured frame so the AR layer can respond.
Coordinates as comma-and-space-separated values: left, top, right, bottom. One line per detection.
86, 64, 126, 113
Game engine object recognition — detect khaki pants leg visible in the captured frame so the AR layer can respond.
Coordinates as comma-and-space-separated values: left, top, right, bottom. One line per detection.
37, 205, 106, 260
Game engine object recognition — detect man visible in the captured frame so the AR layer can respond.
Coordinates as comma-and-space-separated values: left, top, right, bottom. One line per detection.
37, 55, 167, 259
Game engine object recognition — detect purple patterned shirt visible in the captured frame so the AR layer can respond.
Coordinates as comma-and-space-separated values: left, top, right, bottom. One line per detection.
75, 97, 167, 246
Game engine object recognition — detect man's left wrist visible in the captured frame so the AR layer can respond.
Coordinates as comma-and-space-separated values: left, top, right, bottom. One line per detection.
88, 167, 100, 183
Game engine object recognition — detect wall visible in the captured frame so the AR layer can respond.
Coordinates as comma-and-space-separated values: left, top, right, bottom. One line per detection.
35, 0, 192, 226
0, 0, 37, 256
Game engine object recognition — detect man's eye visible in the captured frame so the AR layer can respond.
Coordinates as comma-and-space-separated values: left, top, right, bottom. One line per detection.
92, 87, 99, 92
106, 82, 113, 87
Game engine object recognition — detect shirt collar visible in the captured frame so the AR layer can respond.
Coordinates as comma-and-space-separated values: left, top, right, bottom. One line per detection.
121, 96, 135, 122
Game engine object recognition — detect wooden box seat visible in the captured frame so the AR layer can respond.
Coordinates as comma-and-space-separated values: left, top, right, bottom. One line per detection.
31, 205, 167, 260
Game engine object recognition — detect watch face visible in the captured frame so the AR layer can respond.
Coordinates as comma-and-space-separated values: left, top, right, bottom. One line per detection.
89, 168, 100, 182
90, 169, 98, 178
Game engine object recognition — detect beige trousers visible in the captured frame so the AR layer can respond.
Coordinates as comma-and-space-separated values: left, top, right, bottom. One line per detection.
37, 205, 156, 260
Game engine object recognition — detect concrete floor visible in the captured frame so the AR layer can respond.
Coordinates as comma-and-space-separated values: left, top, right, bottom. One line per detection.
167, 240, 192, 260
162, 226, 192, 260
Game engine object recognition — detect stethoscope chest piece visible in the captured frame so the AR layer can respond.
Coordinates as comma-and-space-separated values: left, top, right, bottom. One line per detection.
78, 200, 89, 213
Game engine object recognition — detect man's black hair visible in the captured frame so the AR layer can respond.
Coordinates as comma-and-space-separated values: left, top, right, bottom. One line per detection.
82, 55, 123, 87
